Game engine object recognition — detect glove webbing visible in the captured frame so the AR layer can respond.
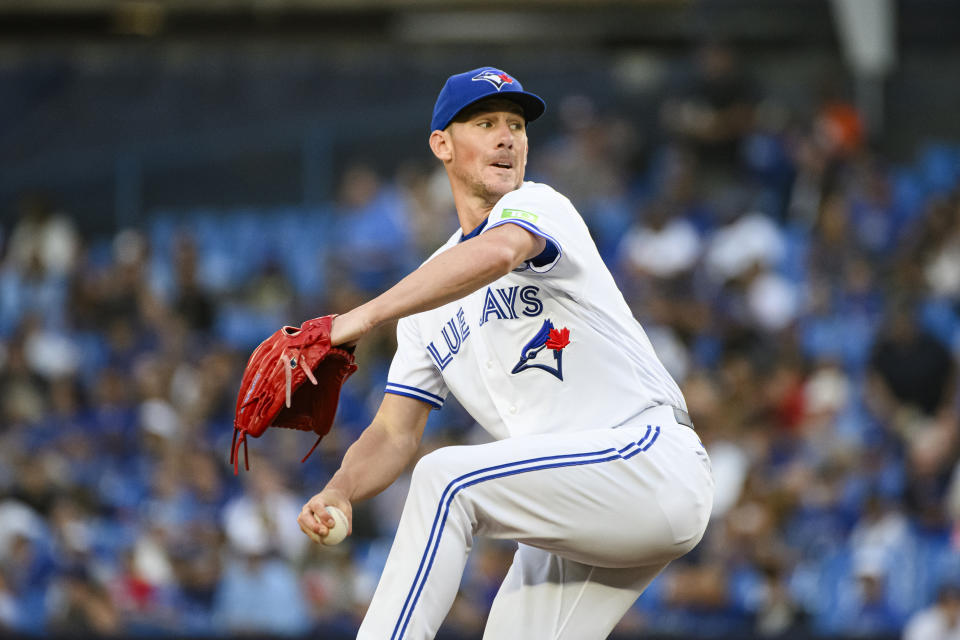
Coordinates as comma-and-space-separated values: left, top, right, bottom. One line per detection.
230, 346, 322, 475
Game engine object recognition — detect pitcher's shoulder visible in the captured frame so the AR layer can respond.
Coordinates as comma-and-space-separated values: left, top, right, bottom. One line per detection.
499, 181, 576, 212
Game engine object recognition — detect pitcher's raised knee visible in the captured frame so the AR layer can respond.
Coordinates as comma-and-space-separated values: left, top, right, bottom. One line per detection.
410, 445, 475, 497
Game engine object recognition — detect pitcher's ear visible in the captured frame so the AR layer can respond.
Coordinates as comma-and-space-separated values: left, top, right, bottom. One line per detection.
429, 129, 453, 163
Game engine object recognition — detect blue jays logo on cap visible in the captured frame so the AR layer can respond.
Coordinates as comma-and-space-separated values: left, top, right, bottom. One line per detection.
511, 319, 570, 380
431, 66, 546, 132
472, 70, 515, 91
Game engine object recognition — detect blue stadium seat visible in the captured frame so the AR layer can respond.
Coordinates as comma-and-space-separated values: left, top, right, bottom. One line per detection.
919, 143, 960, 194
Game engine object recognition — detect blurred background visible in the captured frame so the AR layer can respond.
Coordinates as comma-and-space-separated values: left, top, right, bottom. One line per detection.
1, 0, 960, 638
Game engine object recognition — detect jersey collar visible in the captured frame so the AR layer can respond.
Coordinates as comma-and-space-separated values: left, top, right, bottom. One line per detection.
459, 216, 489, 243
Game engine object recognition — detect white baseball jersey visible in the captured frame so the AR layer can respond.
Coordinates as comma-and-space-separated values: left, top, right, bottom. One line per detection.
359, 180, 712, 640
385, 180, 686, 438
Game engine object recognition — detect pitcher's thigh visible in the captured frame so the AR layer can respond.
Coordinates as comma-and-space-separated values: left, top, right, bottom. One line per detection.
411, 423, 708, 568
437, 433, 694, 566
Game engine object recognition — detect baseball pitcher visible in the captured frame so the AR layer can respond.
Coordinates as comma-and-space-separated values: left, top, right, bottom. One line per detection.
236, 66, 714, 639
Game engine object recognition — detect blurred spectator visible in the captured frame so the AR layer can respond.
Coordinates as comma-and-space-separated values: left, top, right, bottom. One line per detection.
868, 302, 955, 419
46, 566, 120, 636
922, 195, 960, 299
847, 158, 910, 260
129, 527, 176, 595
742, 100, 797, 221
110, 547, 174, 634
221, 461, 309, 563
754, 562, 808, 636
619, 199, 702, 282
0, 499, 46, 561
3, 193, 79, 278
903, 582, 960, 640
328, 162, 415, 294
396, 161, 458, 255
660, 42, 757, 181
808, 191, 855, 287
212, 551, 310, 636
659, 561, 743, 633
833, 552, 905, 636
849, 495, 911, 574
867, 301, 958, 525
0, 508, 55, 634
0, 332, 47, 427
243, 259, 296, 318
538, 95, 634, 207
7, 455, 63, 522
536, 95, 640, 258
169, 545, 221, 634
301, 549, 361, 630
685, 369, 749, 520
744, 264, 801, 333
23, 322, 81, 381
171, 234, 216, 334
0, 570, 16, 631
616, 197, 706, 368
705, 210, 785, 284
0, 194, 78, 335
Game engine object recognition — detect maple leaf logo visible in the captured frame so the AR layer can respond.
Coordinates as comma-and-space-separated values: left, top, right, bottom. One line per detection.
546, 327, 570, 351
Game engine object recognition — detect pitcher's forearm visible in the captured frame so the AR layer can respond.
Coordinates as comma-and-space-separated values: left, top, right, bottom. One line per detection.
325, 419, 423, 502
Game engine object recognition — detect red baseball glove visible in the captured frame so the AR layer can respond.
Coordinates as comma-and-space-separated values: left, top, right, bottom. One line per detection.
231, 315, 358, 473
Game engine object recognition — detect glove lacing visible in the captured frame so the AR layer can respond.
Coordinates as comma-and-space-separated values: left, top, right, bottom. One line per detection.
230, 343, 321, 474
230, 428, 249, 475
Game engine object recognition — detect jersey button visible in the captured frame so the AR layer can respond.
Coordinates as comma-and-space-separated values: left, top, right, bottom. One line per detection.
486, 360, 493, 369
509, 405, 517, 414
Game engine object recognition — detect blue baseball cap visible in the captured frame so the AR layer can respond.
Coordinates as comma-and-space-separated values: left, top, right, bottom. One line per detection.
431, 67, 546, 132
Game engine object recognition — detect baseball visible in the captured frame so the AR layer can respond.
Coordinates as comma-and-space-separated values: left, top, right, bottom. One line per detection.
312, 505, 348, 546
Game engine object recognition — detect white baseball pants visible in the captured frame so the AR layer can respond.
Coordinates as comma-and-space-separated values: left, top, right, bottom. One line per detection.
357, 404, 714, 640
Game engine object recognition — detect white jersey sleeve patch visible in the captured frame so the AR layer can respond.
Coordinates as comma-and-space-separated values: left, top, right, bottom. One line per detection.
386, 316, 450, 409
483, 182, 580, 275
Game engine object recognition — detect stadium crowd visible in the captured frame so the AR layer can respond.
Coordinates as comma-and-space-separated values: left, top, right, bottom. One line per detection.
1, 46, 960, 638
